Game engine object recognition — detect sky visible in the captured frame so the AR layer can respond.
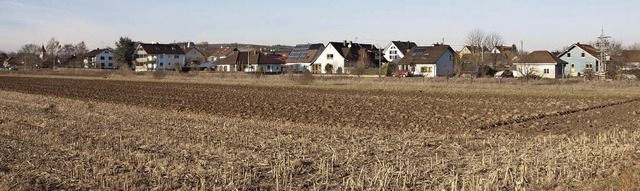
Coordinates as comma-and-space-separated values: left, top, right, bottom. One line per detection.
1, 0, 638, 53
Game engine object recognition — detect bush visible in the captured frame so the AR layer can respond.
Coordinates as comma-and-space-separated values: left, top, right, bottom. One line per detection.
293, 72, 315, 85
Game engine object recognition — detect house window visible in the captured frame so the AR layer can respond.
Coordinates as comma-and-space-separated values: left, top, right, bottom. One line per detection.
108, 56, 113, 60
567, 53, 571, 57
109, 63, 113, 67
174, 55, 179, 59
581, 53, 585, 58
421, 67, 433, 73
101, 63, 105, 67
267, 65, 271, 70
391, 47, 396, 50
390, 55, 397, 60
160, 63, 164, 67
327, 54, 334, 60
100, 56, 105, 60
586, 64, 592, 69
390, 50, 397, 55
159, 55, 164, 59
543, 69, 550, 74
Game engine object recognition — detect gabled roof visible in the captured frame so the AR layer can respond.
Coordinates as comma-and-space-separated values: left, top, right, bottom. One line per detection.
85, 48, 111, 58
182, 47, 203, 55
327, 41, 377, 61
391, 41, 418, 54
210, 46, 234, 57
398, 45, 455, 65
216, 51, 285, 65
286, 43, 325, 63
558, 43, 600, 59
515, 50, 567, 64
463, 45, 491, 53
139, 43, 185, 54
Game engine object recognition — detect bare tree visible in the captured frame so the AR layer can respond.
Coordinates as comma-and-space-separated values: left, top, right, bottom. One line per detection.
45, 38, 61, 68
17, 44, 41, 69
627, 43, 640, 50
484, 32, 504, 68
465, 29, 486, 76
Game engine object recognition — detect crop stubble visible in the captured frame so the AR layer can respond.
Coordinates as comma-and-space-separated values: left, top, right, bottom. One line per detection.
0, 76, 639, 190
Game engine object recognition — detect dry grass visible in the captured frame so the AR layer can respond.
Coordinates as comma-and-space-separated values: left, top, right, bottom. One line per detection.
0, 90, 638, 190
5, 70, 640, 98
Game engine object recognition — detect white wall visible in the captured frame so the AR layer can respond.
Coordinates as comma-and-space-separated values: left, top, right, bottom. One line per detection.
155, 54, 185, 70
312, 43, 345, 74
185, 49, 204, 64
515, 63, 558, 79
412, 64, 436, 77
383, 42, 405, 63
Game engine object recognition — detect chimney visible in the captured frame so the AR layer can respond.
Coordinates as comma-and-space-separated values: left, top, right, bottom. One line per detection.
344, 40, 347, 46
187, 42, 191, 48
348, 41, 352, 48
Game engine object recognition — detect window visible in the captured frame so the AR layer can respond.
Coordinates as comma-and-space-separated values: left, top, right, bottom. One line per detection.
391, 46, 396, 50
100, 56, 105, 60
567, 53, 571, 57
543, 69, 550, 74
101, 63, 105, 67
267, 65, 271, 70
390, 55, 397, 60
108, 56, 113, 60
421, 67, 433, 73
174, 55, 179, 59
586, 64, 592, 69
159, 55, 164, 59
109, 63, 113, 67
390, 50, 397, 55
581, 53, 585, 58
160, 63, 164, 67
327, 54, 334, 60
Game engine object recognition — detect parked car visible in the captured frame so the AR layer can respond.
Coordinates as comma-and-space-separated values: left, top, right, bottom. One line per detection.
392, 70, 412, 77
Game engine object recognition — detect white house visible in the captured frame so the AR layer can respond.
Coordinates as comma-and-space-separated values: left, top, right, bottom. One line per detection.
311, 41, 378, 74
396, 45, 456, 77
84, 48, 116, 69
216, 51, 285, 73
134, 43, 185, 71
513, 50, 567, 79
182, 47, 205, 66
285, 43, 325, 73
383, 41, 417, 63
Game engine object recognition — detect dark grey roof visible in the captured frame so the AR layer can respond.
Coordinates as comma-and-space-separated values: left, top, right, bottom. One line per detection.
391, 41, 418, 54
398, 45, 455, 65
139, 43, 185, 54
84, 49, 110, 58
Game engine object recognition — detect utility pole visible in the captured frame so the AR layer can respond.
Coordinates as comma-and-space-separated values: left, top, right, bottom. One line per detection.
596, 28, 611, 78
378, 46, 382, 78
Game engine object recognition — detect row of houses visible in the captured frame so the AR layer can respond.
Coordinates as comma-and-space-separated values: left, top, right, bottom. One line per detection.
75, 40, 640, 79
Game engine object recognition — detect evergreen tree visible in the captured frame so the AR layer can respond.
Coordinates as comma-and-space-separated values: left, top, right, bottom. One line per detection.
114, 37, 135, 69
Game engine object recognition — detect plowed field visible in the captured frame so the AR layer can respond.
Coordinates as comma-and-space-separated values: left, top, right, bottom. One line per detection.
0, 76, 633, 133
1, 75, 639, 190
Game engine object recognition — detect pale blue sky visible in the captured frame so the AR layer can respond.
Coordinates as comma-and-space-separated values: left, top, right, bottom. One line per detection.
1, 0, 638, 52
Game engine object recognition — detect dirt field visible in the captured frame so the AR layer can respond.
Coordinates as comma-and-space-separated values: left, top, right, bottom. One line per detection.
1, 75, 639, 190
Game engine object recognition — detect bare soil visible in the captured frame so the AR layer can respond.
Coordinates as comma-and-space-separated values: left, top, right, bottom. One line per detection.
0, 75, 639, 190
